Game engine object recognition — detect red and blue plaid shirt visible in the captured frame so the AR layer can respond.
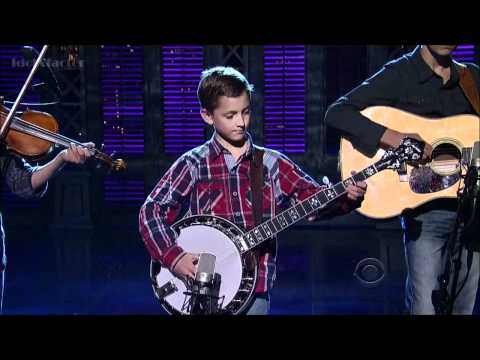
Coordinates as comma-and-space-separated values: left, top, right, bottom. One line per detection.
139, 134, 353, 293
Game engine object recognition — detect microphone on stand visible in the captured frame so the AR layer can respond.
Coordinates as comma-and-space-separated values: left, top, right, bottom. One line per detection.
21, 46, 62, 100
432, 141, 480, 314
186, 253, 222, 315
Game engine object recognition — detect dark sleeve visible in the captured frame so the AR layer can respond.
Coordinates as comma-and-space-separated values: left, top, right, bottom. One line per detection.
325, 62, 404, 156
0, 152, 48, 199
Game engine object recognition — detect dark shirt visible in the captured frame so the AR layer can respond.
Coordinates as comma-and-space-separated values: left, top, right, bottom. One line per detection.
325, 45, 480, 157
0, 149, 48, 271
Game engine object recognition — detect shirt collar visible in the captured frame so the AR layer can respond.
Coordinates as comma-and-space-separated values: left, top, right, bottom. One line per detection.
207, 132, 254, 161
409, 45, 460, 86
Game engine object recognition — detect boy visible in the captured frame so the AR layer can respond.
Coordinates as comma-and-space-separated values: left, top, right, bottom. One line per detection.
139, 66, 367, 314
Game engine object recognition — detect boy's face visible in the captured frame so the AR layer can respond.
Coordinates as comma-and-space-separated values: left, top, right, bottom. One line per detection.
201, 91, 251, 145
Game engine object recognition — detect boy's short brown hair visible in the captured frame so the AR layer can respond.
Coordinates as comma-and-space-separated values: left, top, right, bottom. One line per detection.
197, 66, 254, 113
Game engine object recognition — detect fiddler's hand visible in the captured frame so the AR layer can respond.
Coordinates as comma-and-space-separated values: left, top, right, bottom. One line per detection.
346, 171, 367, 202
61, 142, 95, 164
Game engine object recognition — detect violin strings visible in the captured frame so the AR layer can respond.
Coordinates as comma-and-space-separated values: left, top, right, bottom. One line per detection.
1, 110, 101, 156
0, 111, 123, 169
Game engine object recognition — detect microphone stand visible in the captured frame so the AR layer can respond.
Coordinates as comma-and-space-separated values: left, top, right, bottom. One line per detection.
184, 273, 223, 315
432, 163, 479, 315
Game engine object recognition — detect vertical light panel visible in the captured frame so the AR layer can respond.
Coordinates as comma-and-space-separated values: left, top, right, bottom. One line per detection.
100, 45, 145, 207
0, 45, 42, 209
103, 179, 145, 207
162, 46, 204, 154
264, 45, 306, 154
100, 45, 145, 155
0, 45, 41, 105
452, 45, 476, 62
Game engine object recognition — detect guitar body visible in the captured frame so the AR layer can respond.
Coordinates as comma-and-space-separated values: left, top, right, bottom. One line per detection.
340, 106, 479, 219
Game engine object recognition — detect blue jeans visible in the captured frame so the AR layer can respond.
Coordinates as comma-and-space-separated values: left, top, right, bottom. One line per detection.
245, 293, 270, 315
402, 208, 480, 314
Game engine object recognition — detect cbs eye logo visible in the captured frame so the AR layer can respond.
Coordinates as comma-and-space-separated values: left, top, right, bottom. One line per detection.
353, 258, 385, 287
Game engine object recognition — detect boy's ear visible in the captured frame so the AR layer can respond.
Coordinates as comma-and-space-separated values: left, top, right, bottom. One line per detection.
200, 109, 214, 126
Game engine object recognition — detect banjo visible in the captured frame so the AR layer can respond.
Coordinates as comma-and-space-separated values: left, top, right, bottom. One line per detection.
150, 138, 424, 314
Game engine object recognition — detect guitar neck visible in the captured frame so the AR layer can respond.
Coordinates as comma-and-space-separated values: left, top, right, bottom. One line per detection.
239, 158, 389, 253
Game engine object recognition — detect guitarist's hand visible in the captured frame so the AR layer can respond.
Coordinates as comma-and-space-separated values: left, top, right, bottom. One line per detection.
380, 129, 432, 162
172, 253, 199, 280
307, 171, 367, 221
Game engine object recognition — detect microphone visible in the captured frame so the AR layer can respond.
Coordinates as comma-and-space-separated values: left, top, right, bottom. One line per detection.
195, 253, 216, 283
187, 253, 222, 314
21, 46, 62, 99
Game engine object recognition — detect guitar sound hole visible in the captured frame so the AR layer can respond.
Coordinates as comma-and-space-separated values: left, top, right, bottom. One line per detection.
430, 143, 461, 176
409, 141, 462, 194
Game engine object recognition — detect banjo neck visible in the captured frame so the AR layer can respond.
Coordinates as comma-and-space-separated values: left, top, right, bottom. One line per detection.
238, 157, 393, 254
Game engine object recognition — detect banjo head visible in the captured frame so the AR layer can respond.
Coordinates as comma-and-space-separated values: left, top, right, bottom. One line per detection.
151, 215, 257, 315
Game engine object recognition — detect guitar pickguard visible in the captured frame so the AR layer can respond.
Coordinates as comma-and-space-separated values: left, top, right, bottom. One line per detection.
409, 166, 461, 194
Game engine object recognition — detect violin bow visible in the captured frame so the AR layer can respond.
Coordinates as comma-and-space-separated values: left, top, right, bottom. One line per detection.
0, 45, 49, 139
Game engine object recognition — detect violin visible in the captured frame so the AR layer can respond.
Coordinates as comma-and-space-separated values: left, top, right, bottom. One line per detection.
0, 103, 126, 171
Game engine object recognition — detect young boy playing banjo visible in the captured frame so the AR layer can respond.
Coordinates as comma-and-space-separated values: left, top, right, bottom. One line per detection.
139, 66, 367, 315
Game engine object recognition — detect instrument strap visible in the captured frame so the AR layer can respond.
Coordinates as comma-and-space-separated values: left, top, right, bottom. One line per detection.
250, 147, 264, 227
458, 64, 480, 116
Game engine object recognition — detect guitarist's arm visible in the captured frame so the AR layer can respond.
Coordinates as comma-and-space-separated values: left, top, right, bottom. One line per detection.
139, 156, 197, 279
325, 62, 431, 159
